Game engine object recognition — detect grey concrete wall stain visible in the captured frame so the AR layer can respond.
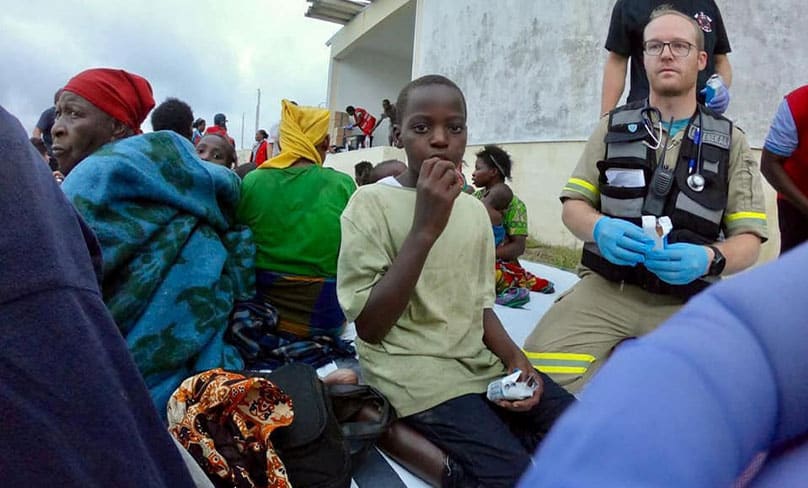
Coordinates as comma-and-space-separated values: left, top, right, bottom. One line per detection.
415, 0, 807, 147
718, 0, 801, 144
416, 0, 612, 143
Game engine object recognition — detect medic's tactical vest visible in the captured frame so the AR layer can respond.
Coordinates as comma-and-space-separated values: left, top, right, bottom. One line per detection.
581, 100, 732, 299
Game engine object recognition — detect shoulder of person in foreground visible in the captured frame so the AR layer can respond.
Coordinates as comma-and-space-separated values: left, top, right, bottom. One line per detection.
458, 189, 490, 215
520, 244, 808, 487
341, 182, 484, 235
0, 105, 196, 487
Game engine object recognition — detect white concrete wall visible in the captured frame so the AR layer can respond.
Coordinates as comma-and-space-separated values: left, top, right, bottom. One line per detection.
720, 2, 805, 144
414, 0, 807, 147
325, 0, 412, 60
414, 1, 614, 143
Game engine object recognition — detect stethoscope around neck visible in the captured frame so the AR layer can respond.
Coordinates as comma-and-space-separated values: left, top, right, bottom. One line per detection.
641, 106, 706, 192
685, 110, 706, 192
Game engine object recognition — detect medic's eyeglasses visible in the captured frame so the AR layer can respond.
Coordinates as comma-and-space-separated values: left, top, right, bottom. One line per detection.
643, 40, 694, 57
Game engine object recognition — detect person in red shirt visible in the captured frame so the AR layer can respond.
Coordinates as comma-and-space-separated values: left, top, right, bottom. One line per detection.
346, 105, 377, 148
204, 113, 236, 147
761, 85, 808, 254
250, 129, 269, 165
191, 118, 205, 145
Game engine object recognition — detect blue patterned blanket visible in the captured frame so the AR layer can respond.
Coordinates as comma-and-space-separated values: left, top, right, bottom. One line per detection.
63, 131, 253, 413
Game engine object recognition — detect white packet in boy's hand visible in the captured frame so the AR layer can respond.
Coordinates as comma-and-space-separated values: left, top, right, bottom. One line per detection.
486, 370, 537, 402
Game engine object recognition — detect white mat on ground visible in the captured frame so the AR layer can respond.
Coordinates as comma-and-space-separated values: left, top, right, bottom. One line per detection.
318, 261, 579, 488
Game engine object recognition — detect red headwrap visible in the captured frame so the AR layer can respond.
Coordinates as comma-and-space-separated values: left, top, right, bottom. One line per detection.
63, 68, 155, 134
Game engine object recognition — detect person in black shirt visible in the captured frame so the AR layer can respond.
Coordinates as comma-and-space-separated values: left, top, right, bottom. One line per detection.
32, 89, 62, 169
601, 0, 732, 114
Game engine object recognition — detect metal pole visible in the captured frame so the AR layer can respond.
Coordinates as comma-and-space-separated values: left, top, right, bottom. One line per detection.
241, 112, 245, 150
255, 88, 261, 134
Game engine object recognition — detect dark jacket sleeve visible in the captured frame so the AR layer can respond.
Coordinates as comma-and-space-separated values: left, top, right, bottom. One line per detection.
0, 105, 195, 488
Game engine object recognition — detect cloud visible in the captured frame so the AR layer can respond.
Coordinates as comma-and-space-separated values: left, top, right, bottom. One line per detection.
0, 0, 340, 148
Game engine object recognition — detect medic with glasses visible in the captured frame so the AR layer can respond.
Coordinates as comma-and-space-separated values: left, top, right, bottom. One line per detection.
522, 6, 767, 395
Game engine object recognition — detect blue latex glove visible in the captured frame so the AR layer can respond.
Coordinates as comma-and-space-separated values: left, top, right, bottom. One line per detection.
593, 217, 654, 267
700, 75, 730, 114
644, 242, 710, 285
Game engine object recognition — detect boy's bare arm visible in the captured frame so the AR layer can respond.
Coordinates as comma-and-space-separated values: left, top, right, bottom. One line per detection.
482, 308, 528, 371
483, 308, 544, 411
354, 159, 462, 344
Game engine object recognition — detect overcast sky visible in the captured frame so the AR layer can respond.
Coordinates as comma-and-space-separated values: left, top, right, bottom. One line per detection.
1, 0, 341, 149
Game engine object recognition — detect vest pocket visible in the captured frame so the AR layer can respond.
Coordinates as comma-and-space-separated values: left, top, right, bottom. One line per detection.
606, 140, 648, 161
597, 159, 649, 219
673, 192, 723, 225
601, 192, 644, 218
675, 144, 728, 211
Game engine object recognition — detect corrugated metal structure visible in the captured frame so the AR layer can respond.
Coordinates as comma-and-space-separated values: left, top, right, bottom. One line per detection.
305, 0, 373, 25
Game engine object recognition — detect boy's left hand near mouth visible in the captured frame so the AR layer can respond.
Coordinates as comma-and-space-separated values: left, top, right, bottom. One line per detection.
413, 158, 462, 240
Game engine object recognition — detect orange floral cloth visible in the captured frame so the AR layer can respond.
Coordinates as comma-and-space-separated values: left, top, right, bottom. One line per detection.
495, 259, 554, 295
167, 368, 294, 488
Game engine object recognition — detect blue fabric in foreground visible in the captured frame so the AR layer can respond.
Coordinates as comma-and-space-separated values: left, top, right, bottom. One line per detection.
519, 243, 808, 487
62, 130, 252, 412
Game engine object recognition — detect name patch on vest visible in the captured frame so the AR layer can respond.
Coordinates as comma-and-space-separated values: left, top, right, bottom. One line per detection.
701, 130, 731, 149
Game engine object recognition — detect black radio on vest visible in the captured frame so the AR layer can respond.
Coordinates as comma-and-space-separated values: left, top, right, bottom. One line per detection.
642, 115, 676, 217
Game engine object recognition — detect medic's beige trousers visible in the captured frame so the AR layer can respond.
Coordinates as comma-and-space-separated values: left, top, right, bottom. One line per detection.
524, 269, 685, 394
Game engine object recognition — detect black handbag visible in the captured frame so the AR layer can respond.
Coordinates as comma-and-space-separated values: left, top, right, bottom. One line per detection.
329, 382, 395, 466
250, 363, 394, 488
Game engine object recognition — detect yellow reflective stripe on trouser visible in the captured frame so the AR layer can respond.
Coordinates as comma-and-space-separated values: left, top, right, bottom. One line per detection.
524, 351, 596, 375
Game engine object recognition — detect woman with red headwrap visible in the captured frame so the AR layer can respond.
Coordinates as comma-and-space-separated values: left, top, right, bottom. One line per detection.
51, 68, 155, 175
60, 68, 255, 414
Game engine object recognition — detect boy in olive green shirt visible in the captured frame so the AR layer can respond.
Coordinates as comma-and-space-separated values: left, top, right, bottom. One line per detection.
337, 75, 574, 488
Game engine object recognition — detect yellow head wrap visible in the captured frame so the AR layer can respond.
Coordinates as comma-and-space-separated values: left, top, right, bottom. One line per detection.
258, 100, 330, 169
